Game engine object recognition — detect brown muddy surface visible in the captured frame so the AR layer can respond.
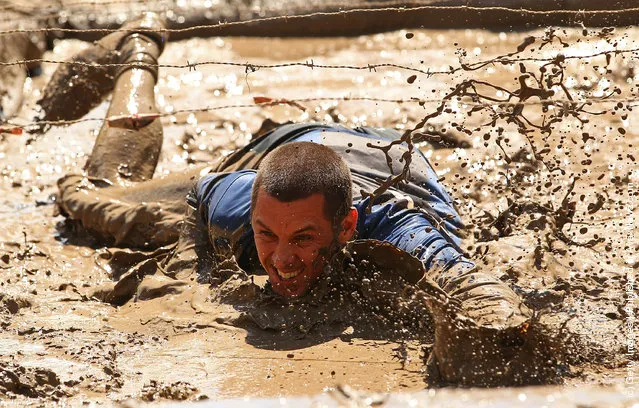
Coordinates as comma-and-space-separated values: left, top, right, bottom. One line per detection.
1, 17, 638, 407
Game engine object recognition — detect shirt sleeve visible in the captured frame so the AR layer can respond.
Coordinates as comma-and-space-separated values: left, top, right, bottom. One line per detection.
355, 198, 475, 274
188, 170, 257, 269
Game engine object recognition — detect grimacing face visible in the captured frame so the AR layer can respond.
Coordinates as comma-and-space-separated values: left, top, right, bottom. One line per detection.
251, 189, 358, 297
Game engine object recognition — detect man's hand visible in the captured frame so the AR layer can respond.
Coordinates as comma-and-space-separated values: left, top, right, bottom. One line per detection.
418, 265, 563, 386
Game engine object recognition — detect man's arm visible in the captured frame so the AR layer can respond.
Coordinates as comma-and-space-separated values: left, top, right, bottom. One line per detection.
355, 200, 560, 386
357, 199, 527, 323
356, 199, 470, 274
164, 171, 257, 283
162, 201, 215, 283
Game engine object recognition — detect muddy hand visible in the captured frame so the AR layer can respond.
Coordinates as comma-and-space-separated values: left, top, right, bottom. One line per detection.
421, 282, 562, 387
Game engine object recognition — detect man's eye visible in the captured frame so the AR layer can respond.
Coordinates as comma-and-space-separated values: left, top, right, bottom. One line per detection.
294, 235, 313, 243
258, 230, 276, 239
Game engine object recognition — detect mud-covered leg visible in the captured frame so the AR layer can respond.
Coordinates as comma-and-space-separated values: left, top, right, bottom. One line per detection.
0, 31, 45, 120
84, 25, 166, 184
36, 13, 166, 124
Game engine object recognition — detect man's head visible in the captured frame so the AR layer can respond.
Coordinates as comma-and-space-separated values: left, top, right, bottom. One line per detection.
250, 141, 358, 297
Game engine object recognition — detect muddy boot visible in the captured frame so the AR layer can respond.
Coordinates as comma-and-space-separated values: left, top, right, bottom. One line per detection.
419, 263, 563, 386
35, 12, 167, 127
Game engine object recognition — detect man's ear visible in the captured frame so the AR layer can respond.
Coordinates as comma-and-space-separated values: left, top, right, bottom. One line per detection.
337, 207, 358, 244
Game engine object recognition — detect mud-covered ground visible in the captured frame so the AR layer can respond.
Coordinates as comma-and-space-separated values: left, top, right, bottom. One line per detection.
0, 14, 638, 406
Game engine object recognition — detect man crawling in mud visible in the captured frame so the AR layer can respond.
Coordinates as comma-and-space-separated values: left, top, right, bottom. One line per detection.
41, 13, 560, 386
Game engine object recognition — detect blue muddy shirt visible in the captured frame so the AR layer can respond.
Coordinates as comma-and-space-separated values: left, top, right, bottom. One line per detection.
190, 125, 474, 274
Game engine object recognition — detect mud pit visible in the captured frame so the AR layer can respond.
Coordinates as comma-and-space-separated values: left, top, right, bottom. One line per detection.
1, 11, 638, 406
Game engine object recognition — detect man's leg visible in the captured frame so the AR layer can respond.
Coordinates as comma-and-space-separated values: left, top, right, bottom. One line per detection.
55, 14, 185, 248
0, 31, 45, 120
36, 13, 166, 125
84, 27, 165, 184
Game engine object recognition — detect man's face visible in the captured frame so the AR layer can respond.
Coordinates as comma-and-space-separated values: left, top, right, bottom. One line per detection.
251, 189, 355, 297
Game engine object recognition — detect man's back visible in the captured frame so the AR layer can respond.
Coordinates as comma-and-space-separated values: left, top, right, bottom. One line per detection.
192, 124, 471, 274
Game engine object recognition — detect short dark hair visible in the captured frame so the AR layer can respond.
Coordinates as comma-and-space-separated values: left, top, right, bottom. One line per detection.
251, 142, 352, 226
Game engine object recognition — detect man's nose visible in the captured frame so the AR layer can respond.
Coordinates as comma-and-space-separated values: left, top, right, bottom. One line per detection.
272, 243, 298, 269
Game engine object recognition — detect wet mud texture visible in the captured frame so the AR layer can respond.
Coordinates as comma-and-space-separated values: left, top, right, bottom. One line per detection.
0, 18, 637, 406
0, 362, 67, 399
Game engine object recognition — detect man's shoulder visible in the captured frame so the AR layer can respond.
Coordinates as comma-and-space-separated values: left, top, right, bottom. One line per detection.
197, 169, 256, 194
194, 170, 256, 226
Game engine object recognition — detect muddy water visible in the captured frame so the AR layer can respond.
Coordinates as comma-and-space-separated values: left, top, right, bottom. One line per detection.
1, 24, 638, 405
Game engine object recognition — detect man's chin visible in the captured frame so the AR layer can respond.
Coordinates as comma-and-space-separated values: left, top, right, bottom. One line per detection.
271, 280, 309, 298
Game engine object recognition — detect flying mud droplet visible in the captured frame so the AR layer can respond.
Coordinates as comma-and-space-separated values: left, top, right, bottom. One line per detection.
516, 36, 536, 52
407, 75, 417, 84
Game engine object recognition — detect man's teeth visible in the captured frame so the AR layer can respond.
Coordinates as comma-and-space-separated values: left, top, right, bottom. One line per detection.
278, 269, 301, 280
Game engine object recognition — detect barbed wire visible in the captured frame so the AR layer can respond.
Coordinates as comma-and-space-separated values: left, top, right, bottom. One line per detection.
0, 58, 440, 76
0, 5, 425, 35
0, 97, 416, 128
2, 95, 635, 131
1, 44, 635, 77
462, 47, 639, 71
5, 97, 438, 128
1, 4, 639, 36
0, 0, 159, 9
